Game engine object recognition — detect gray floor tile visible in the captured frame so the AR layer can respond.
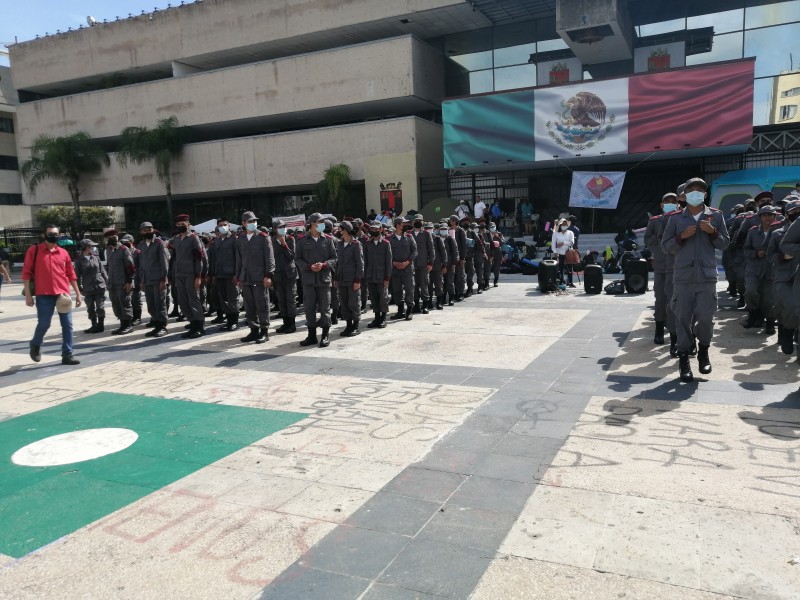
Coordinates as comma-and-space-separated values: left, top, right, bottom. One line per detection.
382, 467, 466, 503
258, 564, 369, 600
492, 431, 564, 460
421, 372, 470, 385
460, 376, 509, 389
473, 452, 549, 482
416, 446, 483, 474
345, 492, 439, 536
416, 505, 516, 552
361, 583, 446, 599
447, 475, 535, 515
458, 413, 520, 435
378, 539, 493, 599
437, 428, 504, 454
509, 416, 576, 440
298, 525, 408, 580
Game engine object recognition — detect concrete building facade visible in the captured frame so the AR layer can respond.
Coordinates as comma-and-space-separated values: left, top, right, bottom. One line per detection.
0, 65, 31, 228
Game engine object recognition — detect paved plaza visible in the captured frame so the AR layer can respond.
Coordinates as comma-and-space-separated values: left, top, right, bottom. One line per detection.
0, 275, 799, 599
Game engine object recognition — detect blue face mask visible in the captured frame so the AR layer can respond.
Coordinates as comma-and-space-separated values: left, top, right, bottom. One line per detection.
317, 223, 326, 233
466, 238, 475, 248
439, 230, 448, 237
246, 222, 257, 232
662, 203, 677, 213
685, 191, 705, 206
217, 226, 229, 235
277, 228, 286, 236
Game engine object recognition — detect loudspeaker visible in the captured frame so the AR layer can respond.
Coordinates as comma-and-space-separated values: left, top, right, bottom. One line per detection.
538, 259, 559, 292
584, 264, 603, 294
624, 259, 649, 294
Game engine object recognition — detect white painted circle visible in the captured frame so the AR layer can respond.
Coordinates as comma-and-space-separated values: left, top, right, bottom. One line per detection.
11, 428, 139, 467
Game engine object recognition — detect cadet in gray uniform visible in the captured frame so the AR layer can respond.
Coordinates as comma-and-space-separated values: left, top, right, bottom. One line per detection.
169, 214, 208, 339
742, 205, 777, 332
430, 222, 447, 310
411, 214, 434, 314
75, 239, 108, 334
354, 219, 370, 311
461, 218, 477, 296
364, 220, 392, 328
662, 177, 729, 383
137, 221, 170, 338
470, 222, 487, 294
442, 221, 460, 305
235, 211, 275, 344
336, 221, 365, 337
449, 215, 467, 301
490, 224, 504, 287
389, 217, 417, 321
479, 221, 493, 290
272, 219, 298, 334
728, 199, 757, 308
210, 218, 240, 332
295, 212, 338, 348
104, 229, 135, 336
770, 199, 800, 354
645, 193, 678, 345
328, 219, 340, 326
121, 234, 142, 326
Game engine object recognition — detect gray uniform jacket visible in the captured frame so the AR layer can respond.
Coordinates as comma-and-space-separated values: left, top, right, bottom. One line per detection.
211, 235, 237, 278
744, 226, 770, 279
136, 238, 170, 285
235, 232, 276, 284
335, 239, 364, 285
453, 227, 467, 262
389, 233, 418, 269
169, 233, 207, 278
644, 214, 669, 274
106, 245, 135, 287
75, 254, 108, 293
271, 235, 297, 283
778, 218, 800, 280
433, 236, 448, 270
412, 229, 435, 269
769, 222, 798, 283
445, 235, 460, 266
364, 237, 392, 283
295, 234, 338, 286
661, 206, 729, 284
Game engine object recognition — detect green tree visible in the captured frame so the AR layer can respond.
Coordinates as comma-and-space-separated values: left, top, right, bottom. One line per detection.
20, 132, 110, 237
35, 206, 115, 232
116, 115, 189, 225
315, 163, 352, 217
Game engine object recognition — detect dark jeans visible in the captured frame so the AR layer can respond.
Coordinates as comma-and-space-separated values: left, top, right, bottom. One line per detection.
557, 254, 573, 285
32, 294, 73, 355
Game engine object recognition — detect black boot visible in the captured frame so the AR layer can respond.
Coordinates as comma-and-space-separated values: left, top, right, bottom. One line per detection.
276, 318, 289, 334
211, 312, 225, 324
754, 311, 765, 328
240, 326, 260, 343
29, 342, 41, 363
349, 320, 361, 337
84, 317, 98, 334
780, 326, 795, 355
153, 322, 168, 338
742, 310, 758, 329
412, 303, 421, 314
283, 317, 296, 334
390, 303, 406, 320
96, 317, 105, 333
465, 288, 473, 298
255, 327, 268, 344
61, 353, 80, 366
405, 308, 413, 321
689, 336, 697, 357
340, 320, 354, 337
112, 320, 134, 335
427, 297, 434, 310
436, 296, 443, 310
176, 313, 186, 322
185, 321, 204, 339
763, 318, 776, 335
654, 321, 665, 345
678, 352, 694, 383
168, 306, 180, 318
448, 293, 455, 306
131, 308, 142, 326
493, 279, 499, 287
669, 334, 678, 358
181, 321, 198, 339
300, 326, 318, 346
737, 296, 745, 308
697, 344, 712, 375
224, 314, 239, 331
377, 312, 387, 328
319, 327, 330, 348
367, 313, 381, 328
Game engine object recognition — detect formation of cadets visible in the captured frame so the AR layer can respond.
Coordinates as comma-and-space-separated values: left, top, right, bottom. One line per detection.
74, 210, 505, 348
646, 177, 800, 383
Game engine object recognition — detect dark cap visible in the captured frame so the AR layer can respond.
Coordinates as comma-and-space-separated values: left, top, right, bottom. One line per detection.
662, 193, 677, 202
242, 211, 257, 222
369, 220, 382, 229
340, 221, 354, 233
103, 228, 119, 237
413, 213, 424, 221
393, 217, 406, 226
754, 191, 773, 204
273, 219, 286, 228
684, 177, 708, 191
121, 233, 134, 242
175, 214, 190, 223
308, 212, 324, 223
80, 238, 97, 248
423, 222, 434, 229
449, 214, 459, 222
785, 199, 800, 212
676, 183, 687, 196
352, 218, 363, 226
139, 221, 154, 230
758, 205, 776, 215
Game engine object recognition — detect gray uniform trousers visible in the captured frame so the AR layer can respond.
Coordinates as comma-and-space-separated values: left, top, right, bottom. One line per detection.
454, 262, 466, 295
445, 266, 456, 296
391, 266, 415, 306
109, 285, 133, 320
274, 280, 297, 318
431, 268, 444, 297
671, 283, 717, 352
414, 268, 430, 304
775, 281, 798, 329
340, 285, 360, 321
143, 284, 168, 324
744, 274, 775, 317
474, 253, 485, 288
732, 249, 746, 295
241, 283, 270, 328
653, 272, 668, 322
84, 290, 106, 321
331, 284, 340, 315
215, 277, 239, 316
664, 271, 676, 335
465, 253, 476, 290
175, 276, 204, 321
483, 254, 492, 287
303, 285, 331, 328
368, 283, 390, 313
132, 286, 142, 316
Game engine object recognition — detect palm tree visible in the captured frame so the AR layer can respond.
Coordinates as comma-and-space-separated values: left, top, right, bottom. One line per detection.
20, 132, 110, 236
316, 163, 352, 216
117, 116, 189, 224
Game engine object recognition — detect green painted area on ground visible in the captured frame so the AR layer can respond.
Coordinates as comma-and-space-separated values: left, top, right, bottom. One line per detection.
0, 393, 307, 558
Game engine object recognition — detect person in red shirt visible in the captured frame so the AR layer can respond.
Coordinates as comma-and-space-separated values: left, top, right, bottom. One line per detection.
22, 224, 83, 365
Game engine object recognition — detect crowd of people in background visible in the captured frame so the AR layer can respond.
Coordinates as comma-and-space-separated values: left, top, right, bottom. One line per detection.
20, 209, 506, 365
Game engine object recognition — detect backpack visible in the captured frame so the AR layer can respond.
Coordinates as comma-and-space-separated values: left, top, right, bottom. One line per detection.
604, 279, 625, 295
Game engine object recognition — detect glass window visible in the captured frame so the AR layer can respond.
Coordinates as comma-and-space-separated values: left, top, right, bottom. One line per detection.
745, 23, 800, 78
494, 64, 536, 91
494, 43, 537, 68
450, 50, 493, 72
0, 155, 18, 170
780, 104, 798, 120
753, 77, 775, 126
0, 117, 13, 133
469, 70, 494, 94
536, 37, 568, 53
638, 18, 686, 37
0, 194, 22, 206
782, 87, 800, 97
687, 9, 743, 33
745, 0, 800, 29
686, 31, 743, 66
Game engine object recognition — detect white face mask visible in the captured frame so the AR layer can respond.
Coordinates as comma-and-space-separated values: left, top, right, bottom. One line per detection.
559, 225, 568, 231
686, 191, 705, 206
662, 203, 677, 213
217, 226, 229, 235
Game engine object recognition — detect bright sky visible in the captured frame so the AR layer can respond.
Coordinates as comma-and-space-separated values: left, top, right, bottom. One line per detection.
1, 1, 169, 66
